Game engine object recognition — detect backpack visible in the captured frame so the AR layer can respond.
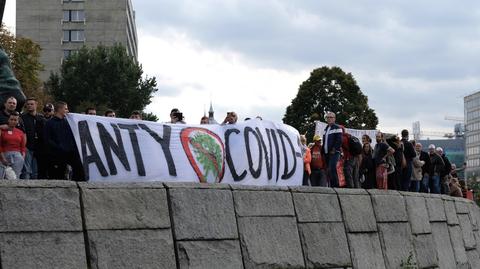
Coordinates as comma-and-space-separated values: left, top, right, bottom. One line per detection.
348, 134, 363, 155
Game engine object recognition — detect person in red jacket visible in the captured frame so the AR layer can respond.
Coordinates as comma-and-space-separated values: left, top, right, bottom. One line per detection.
0, 111, 26, 178
310, 135, 327, 186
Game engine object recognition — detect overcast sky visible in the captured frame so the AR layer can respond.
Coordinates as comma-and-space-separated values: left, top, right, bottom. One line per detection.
5, 0, 480, 135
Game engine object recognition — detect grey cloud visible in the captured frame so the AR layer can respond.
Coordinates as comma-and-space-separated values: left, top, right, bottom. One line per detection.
135, 0, 480, 80
134, 0, 480, 131
154, 79, 206, 98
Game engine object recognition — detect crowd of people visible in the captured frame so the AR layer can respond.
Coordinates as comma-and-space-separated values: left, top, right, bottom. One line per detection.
0, 97, 87, 181
301, 112, 467, 198
0, 96, 245, 181
0, 97, 468, 197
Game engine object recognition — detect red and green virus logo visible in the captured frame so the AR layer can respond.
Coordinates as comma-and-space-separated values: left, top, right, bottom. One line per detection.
180, 127, 225, 183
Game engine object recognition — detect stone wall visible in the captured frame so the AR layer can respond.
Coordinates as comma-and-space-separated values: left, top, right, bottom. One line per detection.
0, 180, 479, 268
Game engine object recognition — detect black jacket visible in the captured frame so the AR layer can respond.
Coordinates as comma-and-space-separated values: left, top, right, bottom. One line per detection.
429, 152, 445, 176
441, 154, 452, 178
21, 112, 46, 152
44, 116, 77, 156
419, 151, 431, 176
401, 138, 416, 161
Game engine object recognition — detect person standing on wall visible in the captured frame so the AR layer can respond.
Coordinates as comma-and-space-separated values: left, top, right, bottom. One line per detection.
310, 135, 327, 187
410, 142, 425, 192
44, 102, 85, 181
322, 112, 342, 188
20, 98, 46, 179
436, 147, 452, 195
0, 97, 24, 131
373, 131, 395, 190
416, 143, 431, 193
300, 135, 311, 186
400, 129, 416, 191
360, 135, 376, 189
0, 111, 26, 178
427, 144, 444, 194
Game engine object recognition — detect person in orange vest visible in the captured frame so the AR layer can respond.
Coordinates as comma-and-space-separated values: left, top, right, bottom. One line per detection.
310, 135, 327, 187
300, 135, 311, 186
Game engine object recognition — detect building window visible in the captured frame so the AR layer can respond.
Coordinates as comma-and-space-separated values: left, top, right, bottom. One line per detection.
62, 30, 85, 42
63, 10, 85, 22
63, 49, 77, 58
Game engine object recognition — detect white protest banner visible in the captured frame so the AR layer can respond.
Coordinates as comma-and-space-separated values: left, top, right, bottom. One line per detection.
67, 114, 303, 185
314, 121, 378, 146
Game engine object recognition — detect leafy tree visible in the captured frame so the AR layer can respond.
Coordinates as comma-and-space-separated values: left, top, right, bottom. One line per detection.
283, 66, 378, 140
46, 44, 157, 118
142, 112, 159, 122
0, 24, 48, 105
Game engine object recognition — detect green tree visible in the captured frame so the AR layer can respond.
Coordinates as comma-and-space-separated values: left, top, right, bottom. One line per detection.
0, 24, 48, 105
283, 66, 378, 140
46, 44, 157, 118
142, 112, 159, 122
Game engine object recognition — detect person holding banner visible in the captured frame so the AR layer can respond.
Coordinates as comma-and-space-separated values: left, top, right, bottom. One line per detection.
222, 111, 238, 125
44, 102, 85, 181
129, 110, 142, 120
0, 111, 26, 178
104, 109, 116, 118
322, 112, 342, 188
169, 108, 186, 124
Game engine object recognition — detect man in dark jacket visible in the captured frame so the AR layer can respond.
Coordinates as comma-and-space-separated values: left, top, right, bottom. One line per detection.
44, 101, 85, 181
437, 147, 452, 195
401, 129, 416, 191
416, 143, 431, 193
322, 112, 342, 187
428, 144, 444, 194
0, 96, 24, 131
20, 98, 46, 179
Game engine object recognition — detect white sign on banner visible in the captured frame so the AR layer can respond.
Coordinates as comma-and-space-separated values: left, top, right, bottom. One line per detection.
314, 121, 378, 147
67, 114, 303, 185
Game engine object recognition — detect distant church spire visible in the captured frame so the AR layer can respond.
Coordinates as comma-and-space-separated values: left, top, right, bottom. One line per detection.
208, 100, 218, 124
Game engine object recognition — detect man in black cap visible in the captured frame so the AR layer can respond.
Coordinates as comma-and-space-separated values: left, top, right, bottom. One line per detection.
42, 103, 54, 120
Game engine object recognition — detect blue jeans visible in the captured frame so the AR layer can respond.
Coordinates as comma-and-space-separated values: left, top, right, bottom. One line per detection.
410, 180, 420, 192
327, 152, 340, 188
430, 175, 441, 194
21, 149, 37, 179
420, 174, 429, 193
3, 151, 24, 179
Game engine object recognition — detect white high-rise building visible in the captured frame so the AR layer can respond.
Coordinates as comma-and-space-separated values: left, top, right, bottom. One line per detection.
465, 91, 480, 178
